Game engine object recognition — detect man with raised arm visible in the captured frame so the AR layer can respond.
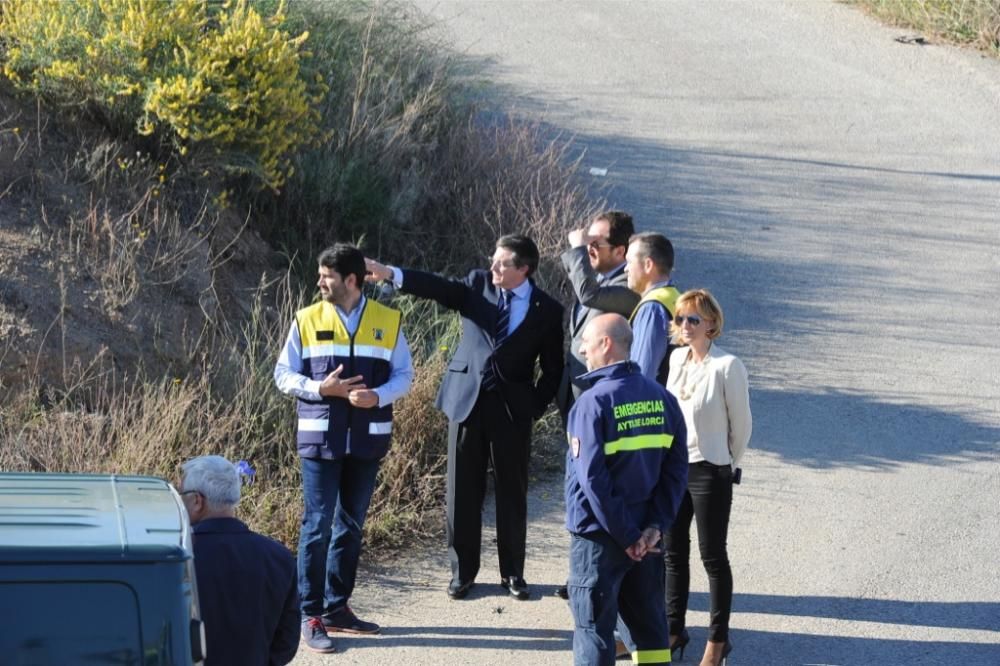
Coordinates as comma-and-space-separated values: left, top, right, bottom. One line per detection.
366, 234, 564, 601
557, 210, 640, 420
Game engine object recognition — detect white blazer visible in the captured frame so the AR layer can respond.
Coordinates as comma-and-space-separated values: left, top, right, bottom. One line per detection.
666, 343, 752, 466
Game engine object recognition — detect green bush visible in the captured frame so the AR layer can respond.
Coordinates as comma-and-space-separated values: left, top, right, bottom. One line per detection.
0, 0, 323, 190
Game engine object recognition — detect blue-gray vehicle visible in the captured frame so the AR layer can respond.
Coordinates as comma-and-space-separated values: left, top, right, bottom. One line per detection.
0, 472, 206, 665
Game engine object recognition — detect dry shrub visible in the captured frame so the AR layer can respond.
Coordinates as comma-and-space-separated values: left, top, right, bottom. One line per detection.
0, 0, 604, 554
0, 277, 464, 552
365, 349, 449, 546
853, 0, 1000, 54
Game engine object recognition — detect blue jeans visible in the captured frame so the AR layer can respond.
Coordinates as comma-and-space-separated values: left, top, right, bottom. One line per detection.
568, 531, 670, 666
298, 455, 380, 618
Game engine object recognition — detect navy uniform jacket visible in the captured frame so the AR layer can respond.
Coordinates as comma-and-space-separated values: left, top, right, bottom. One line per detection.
192, 518, 300, 666
565, 361, 688, 549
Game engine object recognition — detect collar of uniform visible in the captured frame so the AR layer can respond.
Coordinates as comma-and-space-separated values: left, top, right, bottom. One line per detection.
644, 279, 673, 294
192, 517, 250, 535
575, 359, 639, 387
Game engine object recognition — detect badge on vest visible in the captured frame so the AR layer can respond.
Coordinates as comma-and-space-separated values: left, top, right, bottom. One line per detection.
372, 328, 384, 341
571, 436, 580, 458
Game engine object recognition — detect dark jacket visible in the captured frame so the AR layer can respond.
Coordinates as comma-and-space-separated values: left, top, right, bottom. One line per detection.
192, 518, 299, 666
401, 268, 564, 424
557, 247, 639, 415
565, 361, 688, 549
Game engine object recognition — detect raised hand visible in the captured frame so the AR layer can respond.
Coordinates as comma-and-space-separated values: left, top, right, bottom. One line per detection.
567, 227, 589, 248
364, 257, 393, 283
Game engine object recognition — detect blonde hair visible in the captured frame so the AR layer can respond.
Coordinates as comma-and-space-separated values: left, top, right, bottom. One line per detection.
670, 288, 724, 340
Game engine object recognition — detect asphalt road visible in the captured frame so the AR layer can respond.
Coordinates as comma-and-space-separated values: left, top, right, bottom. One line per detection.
291, 2, 1000, 664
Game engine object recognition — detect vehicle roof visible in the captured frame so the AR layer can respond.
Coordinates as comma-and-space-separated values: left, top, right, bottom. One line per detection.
0, 473, 190, 562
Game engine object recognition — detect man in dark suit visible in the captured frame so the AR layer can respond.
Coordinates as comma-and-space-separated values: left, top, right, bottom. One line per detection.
557, 211, 641, 421
179, 455, 300, 666
366, 235, 564, 600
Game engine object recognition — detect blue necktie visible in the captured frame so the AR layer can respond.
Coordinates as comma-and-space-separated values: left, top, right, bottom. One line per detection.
482, 290, 512, 391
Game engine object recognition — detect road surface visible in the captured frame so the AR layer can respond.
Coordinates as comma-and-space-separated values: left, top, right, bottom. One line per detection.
292, 2, 1000, 664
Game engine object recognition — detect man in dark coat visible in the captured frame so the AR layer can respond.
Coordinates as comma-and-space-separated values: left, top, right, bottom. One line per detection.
366, 234, 564, 600
180, 455, 300, 665
557, 210, 640, 421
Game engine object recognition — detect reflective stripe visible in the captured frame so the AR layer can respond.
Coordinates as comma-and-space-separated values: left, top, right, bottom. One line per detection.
632, 648, 671, 664
298, 418, 329, 432
302, 344, 350, 360
354, 344, 393, 362
604, 433, 674, 455
369, 421, 392, 435
301, 344, 392, 362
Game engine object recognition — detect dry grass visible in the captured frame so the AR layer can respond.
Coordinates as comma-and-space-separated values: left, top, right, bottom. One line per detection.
851, 0, 1000, 54
0, 0, 600, 553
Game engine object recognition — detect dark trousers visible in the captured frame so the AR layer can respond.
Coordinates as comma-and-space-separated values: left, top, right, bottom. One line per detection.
569, 531, 670, 666
664, 461, 734, 642
447, 389, 532, 583
298, 455, 381, 618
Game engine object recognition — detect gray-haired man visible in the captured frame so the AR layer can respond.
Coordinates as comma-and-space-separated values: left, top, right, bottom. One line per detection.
179, 455, 300, 666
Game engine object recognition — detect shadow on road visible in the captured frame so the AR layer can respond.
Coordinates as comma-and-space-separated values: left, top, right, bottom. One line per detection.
709, 630, 1000, 666
681, 592, 1000, 664
691, 591, 1000, 632
513, 121, 1000, 473
751, 386, 1000, 469
330, 625, 573, 653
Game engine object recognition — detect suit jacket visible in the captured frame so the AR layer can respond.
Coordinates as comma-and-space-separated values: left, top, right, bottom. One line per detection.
401, 268, 565, 424
192, 518, 300, 666
557, 246, 640, 413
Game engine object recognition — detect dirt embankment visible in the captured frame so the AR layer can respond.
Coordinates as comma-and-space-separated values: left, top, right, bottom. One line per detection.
0, 85, 279, 392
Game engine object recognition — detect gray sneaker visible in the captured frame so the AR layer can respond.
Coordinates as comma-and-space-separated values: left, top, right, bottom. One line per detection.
301, 617, 336, 653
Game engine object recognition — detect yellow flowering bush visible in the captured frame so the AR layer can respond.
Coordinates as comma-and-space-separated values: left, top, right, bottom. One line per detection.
0, 0, 323, 190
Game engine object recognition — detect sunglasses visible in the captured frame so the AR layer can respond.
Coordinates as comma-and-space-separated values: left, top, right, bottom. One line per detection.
673, 314, 703, 326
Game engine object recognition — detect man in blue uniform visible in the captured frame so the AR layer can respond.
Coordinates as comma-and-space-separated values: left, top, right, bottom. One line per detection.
565, 314, 688, 665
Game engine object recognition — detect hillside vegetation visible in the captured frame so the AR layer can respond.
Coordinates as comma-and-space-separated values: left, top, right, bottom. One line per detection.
852, 0, 1000, 55
0, 0, 597, 548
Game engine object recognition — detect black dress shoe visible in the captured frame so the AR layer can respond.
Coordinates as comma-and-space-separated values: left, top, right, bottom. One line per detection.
555, 584, 569, 600
447, 579, 474, 599
500, 576, 529, 600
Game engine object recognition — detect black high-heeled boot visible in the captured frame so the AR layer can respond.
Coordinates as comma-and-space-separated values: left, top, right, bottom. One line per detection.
670, 629, 691, 661
721, 640, 733, 665
701, 639, 733, 666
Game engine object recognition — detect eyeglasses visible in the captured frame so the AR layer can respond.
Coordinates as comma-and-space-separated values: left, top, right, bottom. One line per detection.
179, 490, 202, 498
673, 314, 703, 326
588, 239, 613, 250
489, 257, 517, 269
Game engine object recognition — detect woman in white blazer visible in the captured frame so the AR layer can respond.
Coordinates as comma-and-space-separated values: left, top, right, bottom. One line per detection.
663, 289, 751, 666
